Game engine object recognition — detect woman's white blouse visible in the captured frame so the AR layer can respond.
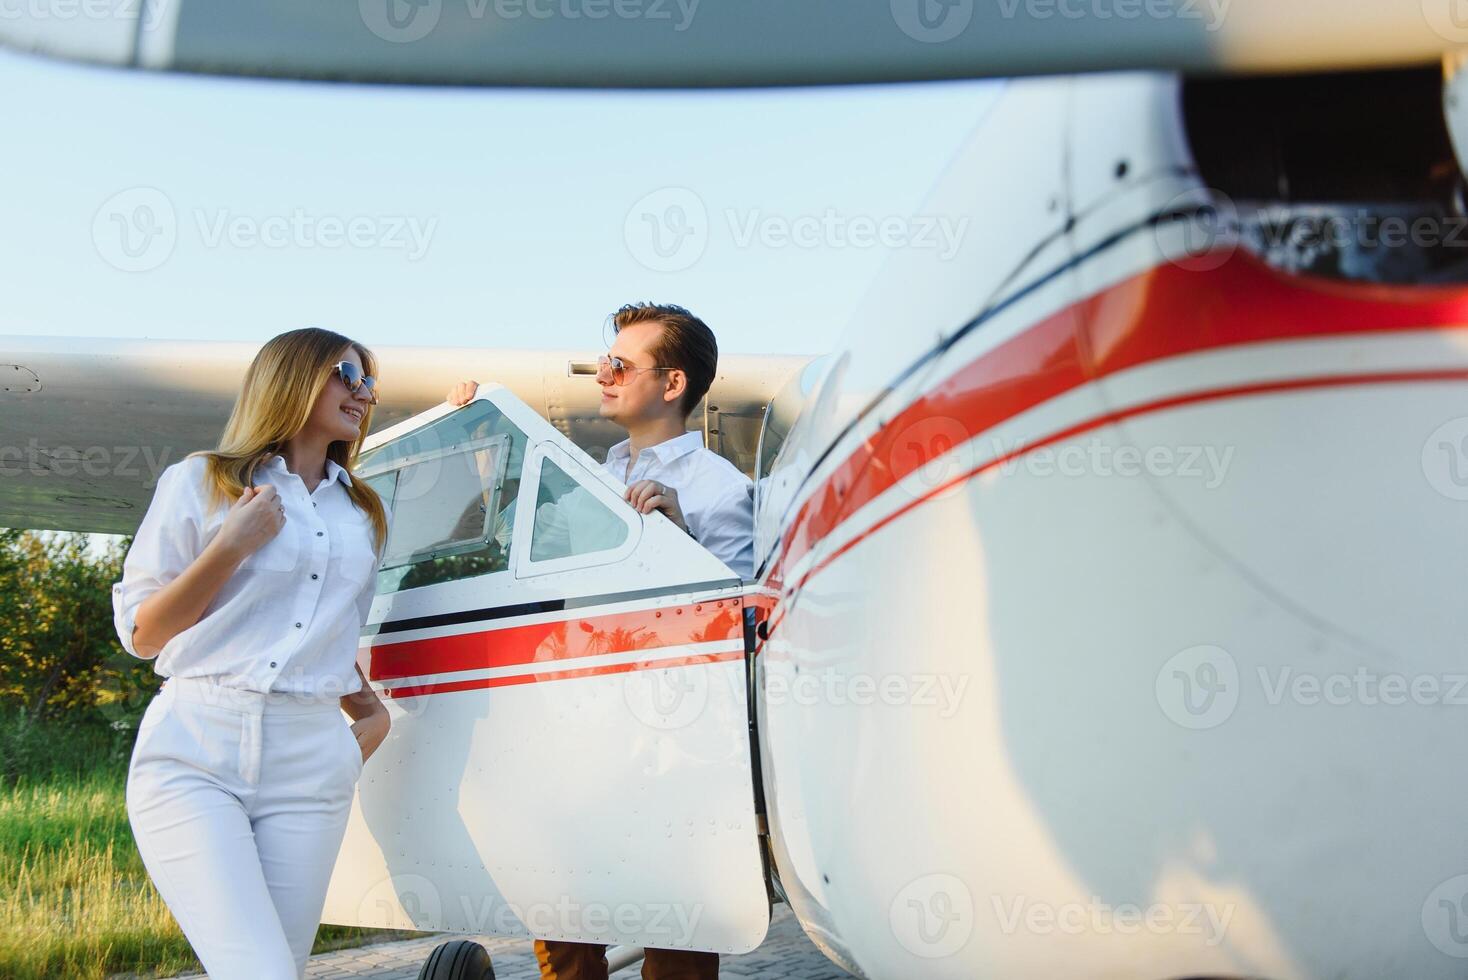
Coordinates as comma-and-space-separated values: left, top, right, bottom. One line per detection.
111, 453, 386, 701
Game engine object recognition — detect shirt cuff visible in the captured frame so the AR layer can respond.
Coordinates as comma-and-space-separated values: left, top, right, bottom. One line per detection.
111, 582, 144, 659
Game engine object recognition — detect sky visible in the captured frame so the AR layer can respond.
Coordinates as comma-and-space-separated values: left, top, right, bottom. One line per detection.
0, 48, 999, 358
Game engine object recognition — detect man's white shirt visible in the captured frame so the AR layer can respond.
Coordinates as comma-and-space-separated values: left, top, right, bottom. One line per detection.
603, 430, 754, 580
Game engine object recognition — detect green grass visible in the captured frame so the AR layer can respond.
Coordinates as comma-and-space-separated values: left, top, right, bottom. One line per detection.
0, 716, 412, 979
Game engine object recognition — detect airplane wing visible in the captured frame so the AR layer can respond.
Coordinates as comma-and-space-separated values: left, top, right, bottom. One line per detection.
0, 335, 807, 535
0, 0, 1458, 88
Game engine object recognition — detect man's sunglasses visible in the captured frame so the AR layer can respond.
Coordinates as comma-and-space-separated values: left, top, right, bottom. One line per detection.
335, 361, 378, 404
596, 354, 675, 386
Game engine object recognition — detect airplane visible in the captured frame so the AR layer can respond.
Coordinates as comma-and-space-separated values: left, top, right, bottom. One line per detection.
3, 3, 1468, 978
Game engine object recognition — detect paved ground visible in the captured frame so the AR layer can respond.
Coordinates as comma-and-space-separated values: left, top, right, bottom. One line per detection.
176, 905, 851, 979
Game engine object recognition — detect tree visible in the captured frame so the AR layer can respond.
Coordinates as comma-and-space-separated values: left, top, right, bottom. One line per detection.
0, 530, 158, 727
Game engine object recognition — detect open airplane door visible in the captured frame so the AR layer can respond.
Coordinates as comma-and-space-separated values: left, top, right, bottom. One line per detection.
321, 385, 769, 955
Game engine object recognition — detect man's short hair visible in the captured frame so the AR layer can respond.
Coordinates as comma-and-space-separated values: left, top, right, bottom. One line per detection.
611, 302, 718, 417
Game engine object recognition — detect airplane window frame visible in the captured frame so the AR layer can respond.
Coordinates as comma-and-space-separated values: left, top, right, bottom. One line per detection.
512, 441, 641, 579
370, 431, 512, 572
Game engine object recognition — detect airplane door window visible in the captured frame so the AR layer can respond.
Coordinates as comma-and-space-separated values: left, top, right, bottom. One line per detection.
355, 398, 528, 593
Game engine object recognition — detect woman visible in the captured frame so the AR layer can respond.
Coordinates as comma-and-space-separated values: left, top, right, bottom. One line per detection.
111, 328, 392, 979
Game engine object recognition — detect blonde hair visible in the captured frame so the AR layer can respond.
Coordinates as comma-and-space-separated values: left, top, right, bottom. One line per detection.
193, 328, 388, 553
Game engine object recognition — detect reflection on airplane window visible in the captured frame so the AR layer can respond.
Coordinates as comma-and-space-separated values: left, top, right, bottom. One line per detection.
358, 399, 529, 593
529, 458, 629, 563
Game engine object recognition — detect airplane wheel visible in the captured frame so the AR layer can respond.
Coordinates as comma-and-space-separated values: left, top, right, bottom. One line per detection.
416, 939, 495, 980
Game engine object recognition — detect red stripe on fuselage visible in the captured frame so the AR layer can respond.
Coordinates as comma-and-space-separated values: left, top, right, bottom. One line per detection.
366, 598, 743, 685
765, 251, 1468, 596
384, 650, 745, 700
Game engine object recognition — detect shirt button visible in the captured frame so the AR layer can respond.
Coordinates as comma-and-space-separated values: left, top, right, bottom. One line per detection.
316, 531, 324, 537
269, 661, 277, 668
311, 573, 319, 580
295, 622, 303, 628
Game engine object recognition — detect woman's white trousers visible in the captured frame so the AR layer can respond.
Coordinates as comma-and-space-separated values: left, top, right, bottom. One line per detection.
126, 675, 363, 979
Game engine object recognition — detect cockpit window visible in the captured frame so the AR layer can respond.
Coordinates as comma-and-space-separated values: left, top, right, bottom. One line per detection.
528, 458, 630, 563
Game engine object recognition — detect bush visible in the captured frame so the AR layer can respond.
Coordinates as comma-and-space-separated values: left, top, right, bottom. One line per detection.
0, 530, 161, 786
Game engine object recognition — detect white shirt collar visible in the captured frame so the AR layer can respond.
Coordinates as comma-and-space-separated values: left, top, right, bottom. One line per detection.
325, 457, 354, 488
262, 453, 354, 489
606, 430, 704, 465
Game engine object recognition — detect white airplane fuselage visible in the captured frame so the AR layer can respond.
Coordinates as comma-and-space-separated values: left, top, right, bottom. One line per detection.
749, 71, 1468, 978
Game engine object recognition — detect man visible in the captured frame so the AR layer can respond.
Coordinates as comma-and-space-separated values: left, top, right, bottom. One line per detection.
447, 302, 750, 980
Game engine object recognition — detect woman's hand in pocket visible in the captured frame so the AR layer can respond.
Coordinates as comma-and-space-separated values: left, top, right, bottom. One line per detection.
350, 707, 391, 764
